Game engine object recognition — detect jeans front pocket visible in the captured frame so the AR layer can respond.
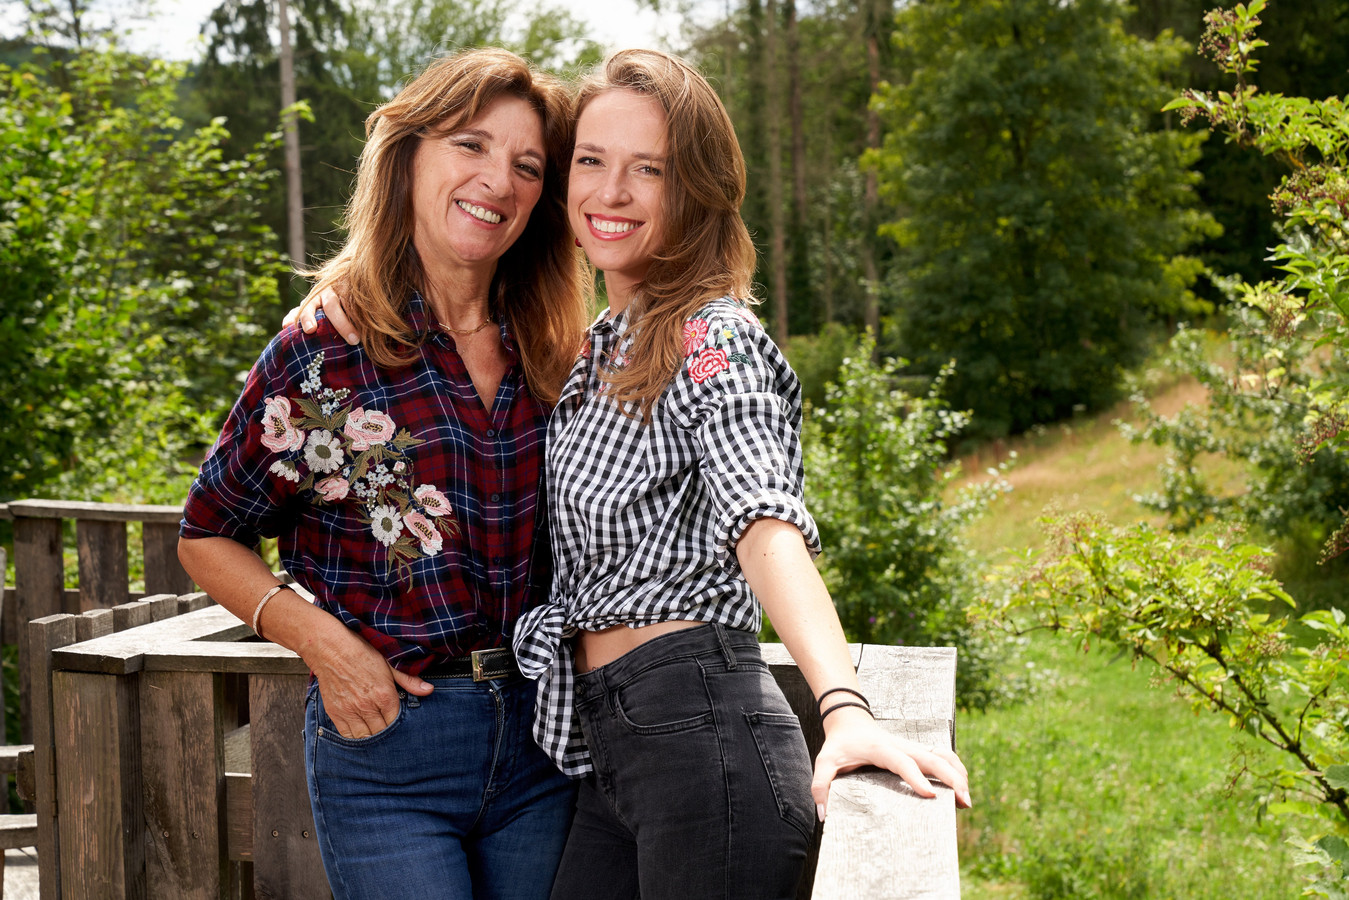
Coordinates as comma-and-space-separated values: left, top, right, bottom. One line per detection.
312, 684, 405, 748
745, 711, 816, 840
613, 658, 714, 736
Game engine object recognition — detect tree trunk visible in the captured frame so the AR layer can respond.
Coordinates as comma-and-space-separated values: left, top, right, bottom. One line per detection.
765, 0, 789, 347
786, 0, 810, 326
861, 0, 886, 346
278, 0, 305, 270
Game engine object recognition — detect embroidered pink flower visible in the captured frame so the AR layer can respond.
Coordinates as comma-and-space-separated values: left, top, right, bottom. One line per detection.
344, 408, 397, 450
404, 511, 443, 555
414, 484, 452, 517
682, 319, 710, 356
260, 397, 304, 453
315, 475, 350, 502
688, 347, 731, 384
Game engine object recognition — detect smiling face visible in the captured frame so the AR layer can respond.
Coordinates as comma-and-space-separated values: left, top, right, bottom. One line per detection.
568, 89, 669, 309
410, 94, 547, 284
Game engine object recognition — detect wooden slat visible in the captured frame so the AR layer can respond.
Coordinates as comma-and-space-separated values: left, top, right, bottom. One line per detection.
143, 522, 194, 596
74, 608, 115, 643
15, 518, 64, 743
0, 814, 38, 851
77, 520, 129, 612
8, 499, 185, 524
809, 645, 960, 899
249, 674, 327, 899
53, 669, 144, 900
0, 744, 35, 776
28, 614, 78, 900
225, 725, 253, 862
51, 605, 269, 676
112, 598, 155, 633
142, 670, 227, 899
178, 592, 216, 615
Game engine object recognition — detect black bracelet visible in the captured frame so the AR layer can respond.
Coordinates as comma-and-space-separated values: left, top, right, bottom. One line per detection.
820, 700, 874, 722
816, 686, 870, 710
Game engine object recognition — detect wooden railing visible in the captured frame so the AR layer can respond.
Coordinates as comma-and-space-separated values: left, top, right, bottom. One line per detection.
1, 499, 192, 742
29, 600, 960, 900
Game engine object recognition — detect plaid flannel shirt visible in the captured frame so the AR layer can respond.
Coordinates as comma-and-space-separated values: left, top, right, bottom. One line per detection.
182, 293, 551, 675
514, 297, 820, 777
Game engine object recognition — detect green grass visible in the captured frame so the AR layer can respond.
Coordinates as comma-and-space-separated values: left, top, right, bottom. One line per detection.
953, 377, 1304, 898
958, 633, 1297, 899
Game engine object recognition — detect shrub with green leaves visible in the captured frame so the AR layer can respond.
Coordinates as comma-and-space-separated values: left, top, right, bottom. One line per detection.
802, 332, 1011, 708
974, 512, 1348, 894
0, 47, 288, 502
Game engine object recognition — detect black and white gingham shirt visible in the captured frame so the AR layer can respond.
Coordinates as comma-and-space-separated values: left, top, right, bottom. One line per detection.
513, 297, 821, 777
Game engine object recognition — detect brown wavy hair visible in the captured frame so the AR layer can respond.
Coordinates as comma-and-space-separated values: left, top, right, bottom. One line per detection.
308, 48, 586, 405
577, 50, 758, 420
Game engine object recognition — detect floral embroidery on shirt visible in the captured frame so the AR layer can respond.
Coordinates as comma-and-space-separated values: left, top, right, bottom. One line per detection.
686, 316, 752, 384
259, 351, 462, 583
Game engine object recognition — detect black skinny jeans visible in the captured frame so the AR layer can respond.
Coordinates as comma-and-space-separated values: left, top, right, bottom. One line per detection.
550, 624, 815, 900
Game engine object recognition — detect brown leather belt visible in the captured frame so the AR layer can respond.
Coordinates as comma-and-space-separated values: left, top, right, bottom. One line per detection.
423, 648, 520, 682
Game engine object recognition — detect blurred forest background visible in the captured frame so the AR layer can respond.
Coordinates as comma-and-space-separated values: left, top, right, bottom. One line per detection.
3, 0, 1349, 895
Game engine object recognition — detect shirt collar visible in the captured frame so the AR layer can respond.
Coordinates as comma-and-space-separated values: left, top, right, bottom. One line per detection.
411, 290, 518, 363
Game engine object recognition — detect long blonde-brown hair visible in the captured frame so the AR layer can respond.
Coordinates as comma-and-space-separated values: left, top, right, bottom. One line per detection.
309, 48, 586, 405
577, 50, 758, 419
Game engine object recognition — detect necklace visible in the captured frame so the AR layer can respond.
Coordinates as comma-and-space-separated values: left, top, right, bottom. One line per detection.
438, 318, 494, 338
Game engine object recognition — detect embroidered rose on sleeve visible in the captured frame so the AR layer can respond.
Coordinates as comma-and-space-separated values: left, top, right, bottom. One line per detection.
682, 319, 710, 357
688, 347, 731, 383
260, 397, 305, 453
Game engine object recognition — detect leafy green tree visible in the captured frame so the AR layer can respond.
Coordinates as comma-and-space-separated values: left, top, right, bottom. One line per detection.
871, 0, 1216, 437
0, 47, 286, 500
802, 332, 1011, 708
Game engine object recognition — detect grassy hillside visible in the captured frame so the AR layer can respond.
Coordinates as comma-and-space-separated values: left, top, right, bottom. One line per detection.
953, 382, 1300, 898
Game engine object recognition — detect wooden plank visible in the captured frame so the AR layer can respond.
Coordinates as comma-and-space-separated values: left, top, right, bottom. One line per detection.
807, 646, 961, 899
112, 599, 155, 634
225, 725, 253, 862
77, 519, 129, 612
141, 594, 180, 622
142, 670, 227, 899
28, 614, 78, 900
75, 608, 115, 643
52, 669, 144, 900
0, 814, 38, 850
143, 522, 194, 596
249, 674, 326, 899
0, 744, 35, 776
15, 518, 64, 743
16, 748, 35, 803
179, 592, 216, 614
144, 643, 309, 676
51, 605, 257, 675
8, 500, 185, 524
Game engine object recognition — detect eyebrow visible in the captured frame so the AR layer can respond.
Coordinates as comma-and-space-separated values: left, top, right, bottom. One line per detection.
575, 142, 666, 164
451, 127, 545, 164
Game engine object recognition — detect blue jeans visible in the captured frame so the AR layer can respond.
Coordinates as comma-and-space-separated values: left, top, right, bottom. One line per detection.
550, 624, 815, 900
304, 673, 576, 900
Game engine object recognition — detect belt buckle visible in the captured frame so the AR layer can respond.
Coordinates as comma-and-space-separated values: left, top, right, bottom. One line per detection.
471, 649, 489, 682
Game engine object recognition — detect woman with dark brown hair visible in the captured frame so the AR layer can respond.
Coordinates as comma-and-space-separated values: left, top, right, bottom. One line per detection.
178, 48, 587, 900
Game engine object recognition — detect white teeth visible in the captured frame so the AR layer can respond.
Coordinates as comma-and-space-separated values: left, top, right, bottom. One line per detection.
590, 217, 636, 234
457, 200, 502, 224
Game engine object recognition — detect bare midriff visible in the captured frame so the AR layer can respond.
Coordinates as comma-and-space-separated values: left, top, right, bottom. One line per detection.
573, 620, 705, 673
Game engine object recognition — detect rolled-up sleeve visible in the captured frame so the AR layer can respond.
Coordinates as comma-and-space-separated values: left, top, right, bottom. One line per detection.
668, 307, 821, 573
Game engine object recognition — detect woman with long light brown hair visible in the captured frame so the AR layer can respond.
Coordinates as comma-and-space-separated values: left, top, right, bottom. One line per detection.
179, 48, 587, 900
508, 49, 970, 899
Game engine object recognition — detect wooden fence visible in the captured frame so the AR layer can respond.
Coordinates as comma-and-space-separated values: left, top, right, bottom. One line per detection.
3, 500, 962, 898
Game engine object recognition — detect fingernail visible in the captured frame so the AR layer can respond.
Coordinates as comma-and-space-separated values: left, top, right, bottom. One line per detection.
816, 803, 826, 823
347, 332, 359, 344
